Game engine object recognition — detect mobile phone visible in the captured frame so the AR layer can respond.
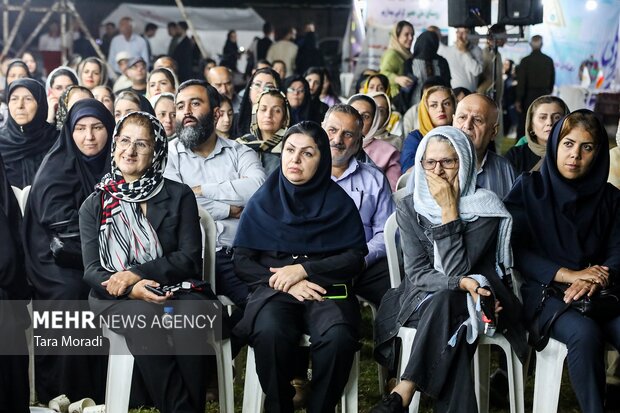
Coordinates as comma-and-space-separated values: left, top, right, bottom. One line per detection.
478, 286, 496, 325
145, 284, 165, 296
322, 284, 348, 299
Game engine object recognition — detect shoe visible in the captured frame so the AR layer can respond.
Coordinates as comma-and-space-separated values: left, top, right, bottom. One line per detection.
291, 378, 309, 409
369, 392, 407, 413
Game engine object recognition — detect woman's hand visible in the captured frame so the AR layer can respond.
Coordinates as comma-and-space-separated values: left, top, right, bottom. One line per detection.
269, 264, 308, 292
287, 280, 326, 302
563, 279, 602, 303
102, 270, 142, 296
395, 75, 413, 89
557, 265, 609, 288
47, 95, 58, 123
426, 172, 459, 223
460, 277, 503, 318
128, 279, 171, 303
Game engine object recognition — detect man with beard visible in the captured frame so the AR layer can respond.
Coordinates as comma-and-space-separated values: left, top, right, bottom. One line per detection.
164, 80, 266, 306
324, 104, 394, 308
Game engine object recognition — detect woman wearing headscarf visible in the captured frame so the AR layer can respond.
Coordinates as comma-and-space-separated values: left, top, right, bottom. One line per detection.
369, 91, 403, 151
146, 67, 178, 99
505, 95, 569, 173
234, 67, 282, 138
150, 92, 177, 141
1, 60, 32, 128
347, 94, 401, 191
54, 85, 94, 130
400, 86, 456, 173
237, 88, 290, 175
372, 126, 527, 413
233, 121, 367, 412
221, 30, 241, 72
79, 111, 211, 413
505, 110, 620, 413
77, 57, 108, 90
304, 66, 329, 116
284, 75, 326, 125
379, 21, 414, 98
45, 66, 79, 124
0, 153, 30, 413
0, 78, 58, 188
408, 31, 451, 108
23, 99, 114, 403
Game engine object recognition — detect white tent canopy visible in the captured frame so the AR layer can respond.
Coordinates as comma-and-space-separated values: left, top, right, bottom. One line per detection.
102, 4, 264, 67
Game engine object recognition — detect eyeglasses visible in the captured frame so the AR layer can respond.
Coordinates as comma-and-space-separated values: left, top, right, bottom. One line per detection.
287, 87, 305, 95
250, 81, 276, 91
420, 158, 459, 170
115, 136, 153, 154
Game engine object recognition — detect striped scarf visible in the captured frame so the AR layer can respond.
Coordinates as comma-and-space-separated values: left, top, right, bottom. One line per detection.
95, 111, 167, 272
237, 89, 290, 153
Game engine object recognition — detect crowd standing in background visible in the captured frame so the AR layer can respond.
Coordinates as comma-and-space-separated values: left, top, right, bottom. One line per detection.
2, 12, 620, 413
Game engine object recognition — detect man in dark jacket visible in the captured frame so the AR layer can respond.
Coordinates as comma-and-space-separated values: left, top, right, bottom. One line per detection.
516, 35, 555, 137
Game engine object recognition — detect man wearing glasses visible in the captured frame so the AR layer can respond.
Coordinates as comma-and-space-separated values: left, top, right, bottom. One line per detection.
453, 93, 515, 199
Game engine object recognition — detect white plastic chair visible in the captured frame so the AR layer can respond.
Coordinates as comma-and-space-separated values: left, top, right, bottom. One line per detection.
11, 185, 30, 215
383, 212, 525, 413
242, 334, 359, 413
531, 338, 569, 412
198, 208, 235, 308
396, 172, 411, 192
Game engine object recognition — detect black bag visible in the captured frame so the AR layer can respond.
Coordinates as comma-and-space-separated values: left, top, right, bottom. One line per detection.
530, 283, 620, 351
49, 219, 83, 269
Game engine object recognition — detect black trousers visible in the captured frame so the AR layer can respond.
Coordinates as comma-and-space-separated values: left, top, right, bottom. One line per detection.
250, 299, 359, 413
539, 296, 620, 413
215, 248, 249, 307
353, 257, 391, 308
403, 290, 478, 413
105, 293, 209, 413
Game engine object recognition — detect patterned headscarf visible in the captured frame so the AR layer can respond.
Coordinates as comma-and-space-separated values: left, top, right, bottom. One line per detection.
237, 88, 290, 153
95, 111, 168, 272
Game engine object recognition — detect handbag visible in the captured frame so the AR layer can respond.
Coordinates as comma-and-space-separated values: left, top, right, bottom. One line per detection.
530, 282, 620, 351
49, 219, 83, 269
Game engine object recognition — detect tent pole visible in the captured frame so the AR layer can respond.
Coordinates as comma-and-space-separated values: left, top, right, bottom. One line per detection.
3, 0, 9, 47
174, 0, 208, 59
1, 0, 31, 58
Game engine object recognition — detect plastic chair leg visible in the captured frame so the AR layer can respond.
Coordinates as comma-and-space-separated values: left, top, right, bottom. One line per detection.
532, 338, 568, 413
102, 327, 134, 413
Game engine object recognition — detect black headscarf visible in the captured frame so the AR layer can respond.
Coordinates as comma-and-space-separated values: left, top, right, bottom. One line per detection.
233, 67, 282, 138
234, 121, 367, 254
412, 31, 439, 60
504, 109, 618, 269
284, 75, 325, 125
26, 98, 114, 233
0, 78, 58, 187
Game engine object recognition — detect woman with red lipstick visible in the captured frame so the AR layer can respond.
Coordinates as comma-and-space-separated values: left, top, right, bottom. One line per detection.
505, 110, 620, 413
400, 85, 456, 173
505, 95, 569, 173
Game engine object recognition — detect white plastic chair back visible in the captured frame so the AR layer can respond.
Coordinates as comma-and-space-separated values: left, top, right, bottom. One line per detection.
198, 207, 217, 284
383, 212, 402, 288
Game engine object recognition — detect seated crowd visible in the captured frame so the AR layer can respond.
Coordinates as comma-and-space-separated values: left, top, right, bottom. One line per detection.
1, 17, 620, 413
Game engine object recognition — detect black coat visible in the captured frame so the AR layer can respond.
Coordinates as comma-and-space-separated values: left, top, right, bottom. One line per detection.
172, 36, 195, 82
232, 247, 366, 340
79, 179, 202, 314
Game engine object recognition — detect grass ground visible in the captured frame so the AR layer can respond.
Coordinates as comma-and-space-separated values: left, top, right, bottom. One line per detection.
129, 306, 583, 413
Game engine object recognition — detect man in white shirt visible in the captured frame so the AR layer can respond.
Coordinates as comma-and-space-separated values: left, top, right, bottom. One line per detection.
266, 26, 298, 77
107, 17, 150, 75
164, 80, 266, 306
440, 27, 483, 92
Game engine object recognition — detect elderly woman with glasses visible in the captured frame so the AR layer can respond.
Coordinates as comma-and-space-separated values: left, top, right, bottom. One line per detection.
371, 126, 527, 413
79, 111, 214, 413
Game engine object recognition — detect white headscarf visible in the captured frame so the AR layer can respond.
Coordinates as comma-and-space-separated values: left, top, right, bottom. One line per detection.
412, 125, 513, 344
346, 93, 381, 147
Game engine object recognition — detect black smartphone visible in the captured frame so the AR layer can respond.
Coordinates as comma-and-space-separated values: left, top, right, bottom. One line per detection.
145, 284, 165, 296
322, 284, 348, 299
478, 287, 496, 324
